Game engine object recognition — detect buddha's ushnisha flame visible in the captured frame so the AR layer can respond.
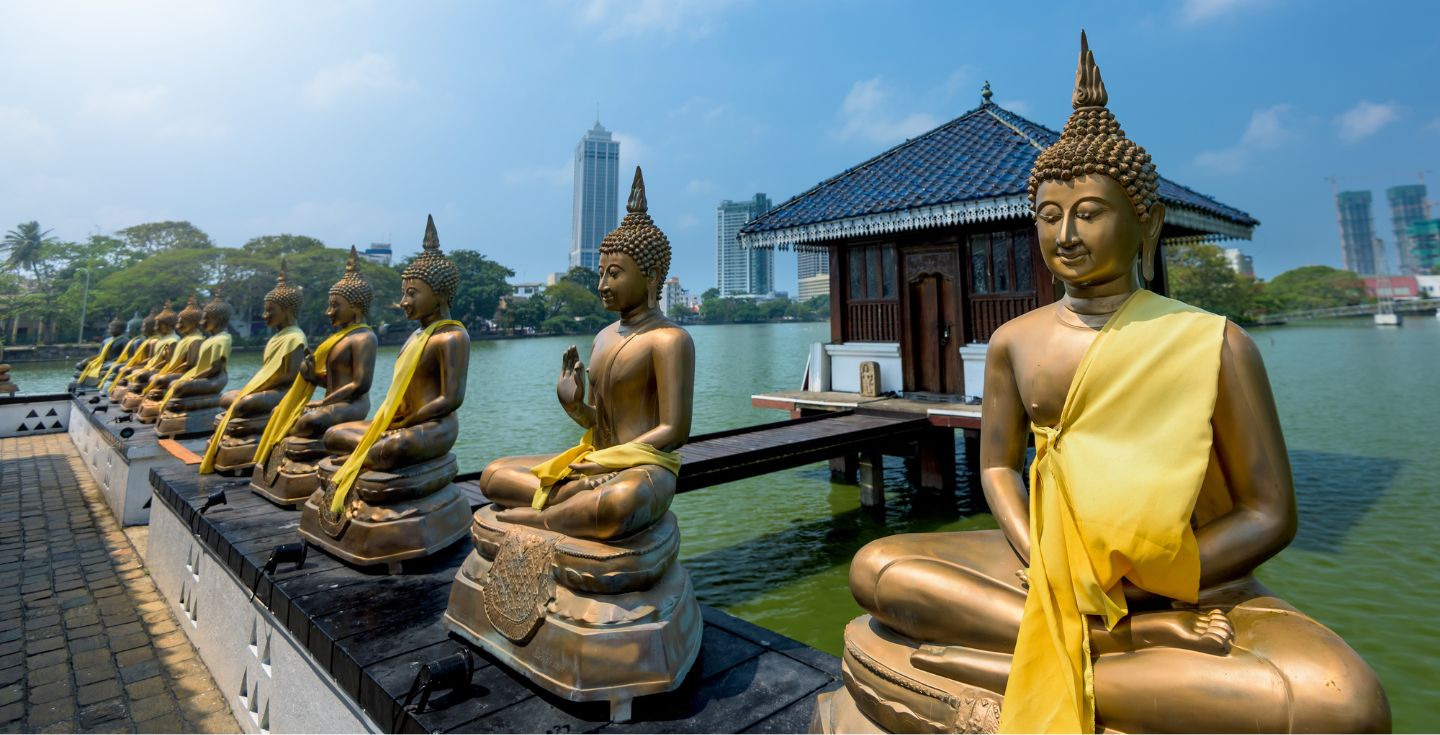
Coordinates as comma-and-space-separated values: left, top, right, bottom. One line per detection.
401, 215, 460, 302
330, 245, 374, 315
599, 166, 672, 283
265, 258, 304, 314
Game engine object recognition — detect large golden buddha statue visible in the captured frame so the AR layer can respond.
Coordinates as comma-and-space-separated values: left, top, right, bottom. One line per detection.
137, 295, 207, 423
444, 168, 700, 723
299, 217, 471, 569
251, 247, 378, 506
74, 314, 130, 389
155, 294, 234, 438
117, 300, 180, 411
815, 33, 1389, 735
200, 263, 307, 475
102, 308, 158, 399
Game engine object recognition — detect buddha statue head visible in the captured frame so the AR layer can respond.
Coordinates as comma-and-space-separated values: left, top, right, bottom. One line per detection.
155, 299, 179, 335
141, 308, 159, 338
263, 259, 303, 330
202, 291, 232, 335
327, 246, 373, 328
598, 166, 671, 313
1028, 31, 1165, 290
107, 314, 127, 338
400, 215, 460, 322
177, 294, 204, 336
127, 311, 144, 338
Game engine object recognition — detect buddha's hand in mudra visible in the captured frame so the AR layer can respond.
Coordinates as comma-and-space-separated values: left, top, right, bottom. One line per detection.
557, 345, 586, 412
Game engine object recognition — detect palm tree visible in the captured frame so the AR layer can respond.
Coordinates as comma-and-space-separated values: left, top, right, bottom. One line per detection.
3, 221, 58, 343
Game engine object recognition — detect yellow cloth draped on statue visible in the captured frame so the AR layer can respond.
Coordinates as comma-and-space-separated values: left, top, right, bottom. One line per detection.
999, 290, 1225, 734
99, 338, 153, 391
159, 332, 232, 406
79, 336, 123, 382
143, 334, 204, 394
199, 326, 306, 474
328, 320, 462, 513
253, 324, 368, 466
528, 429, 682, 510
140, 333, 180, 371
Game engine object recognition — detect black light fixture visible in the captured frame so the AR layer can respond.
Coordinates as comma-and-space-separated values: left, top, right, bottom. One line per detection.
113, 413, 133, 424
118, 426, 135, 439
88, 395, 102, 404
396, 647, 474, 727
200, 488, 227, 514
263, 541, 307, 575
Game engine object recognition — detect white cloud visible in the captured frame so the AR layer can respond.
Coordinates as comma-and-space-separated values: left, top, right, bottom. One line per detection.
578, 0, 740, 41
503, 162, 572, 188
1337, 101, 1398, 143
302, 53, 412, 108
685, 179, 715, 195
81, 84, 169, 121
939, 66, 978, 98
1179, 0, 1249, 24
156, 115, 231, 145
1193, 104, 1295, 173
0, 105, 56, 162
996, 99, 1031, 115
93, 205, 169, 233
675, 213, 701, 230
1193, 148, 1248, 174
613, 131, 649, 175
669, 96, 730, 122
835, 77, 938, 145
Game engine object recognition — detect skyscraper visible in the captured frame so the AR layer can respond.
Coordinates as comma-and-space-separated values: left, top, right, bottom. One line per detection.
1386, 184, 1429, 275
1336, 190, 1379, 275
796, 249, 830, 302
716, 194, 774, 297
571, 121, 620, 271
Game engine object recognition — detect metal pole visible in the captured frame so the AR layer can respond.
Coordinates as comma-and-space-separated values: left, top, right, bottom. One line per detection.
76, 267, 90, 344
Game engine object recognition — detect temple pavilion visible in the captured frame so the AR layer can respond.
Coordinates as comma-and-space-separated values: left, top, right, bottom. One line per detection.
740, 86, 1258, 402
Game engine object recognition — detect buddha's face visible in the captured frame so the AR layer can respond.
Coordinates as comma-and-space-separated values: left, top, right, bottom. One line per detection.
262, 299, 295, 330
156, 317, 177, 335
203, 312, 228, 335
1034, 174, 1163, 289
108, 322, 125, 337
327, 294, 360, 328
598, 251, 652, 313
400, 278, 442, 321
178, 315, 201, 336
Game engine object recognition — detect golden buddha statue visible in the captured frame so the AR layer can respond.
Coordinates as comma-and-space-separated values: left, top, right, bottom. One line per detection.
299, 217, 471, 569
102, 308, 159, 399
0, 343, 15, 396
200, 263, 307, 476
118, 299, 181, 412
74, 314, 130, 389
815, 33, 1389, 735
155, 294, 234, 438
444, 168, 700, 723
251, 247, 378, 506
137, 295, 207, 423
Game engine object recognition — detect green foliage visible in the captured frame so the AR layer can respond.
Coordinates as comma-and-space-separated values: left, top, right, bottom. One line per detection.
448, 250, 515, 326
88, 248, 217, 319
242, 234, 326, 258
116, 221, 215, 252
695, 293, 829, 324
1164, 242, 1253, 321
560, 265, 600, 294
1262, 265, 1366, 311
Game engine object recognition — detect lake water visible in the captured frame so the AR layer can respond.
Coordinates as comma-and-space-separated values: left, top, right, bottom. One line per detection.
12, 317, 1439, 730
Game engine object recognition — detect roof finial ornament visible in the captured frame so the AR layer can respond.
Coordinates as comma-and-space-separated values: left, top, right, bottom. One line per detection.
981, 80, 993, 105
1072, 29, 1109, 109
627, 166, 648, 214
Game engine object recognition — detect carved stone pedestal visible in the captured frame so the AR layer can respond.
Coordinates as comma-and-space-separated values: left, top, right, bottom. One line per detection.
136, 395, 165, 423
812, 616, 1001, 735
155, 400, 224, 439
298, 453, 470, 571
208, 414, 268, 476
443, 506, 702, 722
119, 389, 147, 413
250, 436, 326, 507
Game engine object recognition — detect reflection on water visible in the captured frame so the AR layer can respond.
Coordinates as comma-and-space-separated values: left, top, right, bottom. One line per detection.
13, 317, 1440, 729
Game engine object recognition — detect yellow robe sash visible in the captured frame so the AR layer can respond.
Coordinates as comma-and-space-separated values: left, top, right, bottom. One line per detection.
143, 334, 204, 394
101, 337, 154, 391
253, 324, 368, 466
199, 326, 307, 474
528, 430, 682, 510
159, 332, 232, 406
79, 336, 123, 382
142, 333, 181, 371
999, 290, 1225, 734
328, 320, 462, 513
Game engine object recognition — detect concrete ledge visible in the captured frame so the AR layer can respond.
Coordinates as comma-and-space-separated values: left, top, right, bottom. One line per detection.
66, 396, 169, 526
0, 393, 71, 438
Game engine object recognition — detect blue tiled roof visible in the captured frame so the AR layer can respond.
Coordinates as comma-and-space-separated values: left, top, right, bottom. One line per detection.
740, 103, 1258, 241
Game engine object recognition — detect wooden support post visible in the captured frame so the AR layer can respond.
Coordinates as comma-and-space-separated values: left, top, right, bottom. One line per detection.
830, 453, 858, 483
917, 426, 956, 493
962, 429, 981, 485
859, 451, 884, 507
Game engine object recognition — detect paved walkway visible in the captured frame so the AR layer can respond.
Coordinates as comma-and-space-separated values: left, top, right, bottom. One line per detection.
0, 434, 239, 734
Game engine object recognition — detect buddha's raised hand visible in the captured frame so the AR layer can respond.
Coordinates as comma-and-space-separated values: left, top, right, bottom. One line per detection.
557, 344, 586, 411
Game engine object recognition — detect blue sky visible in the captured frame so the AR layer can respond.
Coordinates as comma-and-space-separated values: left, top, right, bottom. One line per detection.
2, 0, 1436, 290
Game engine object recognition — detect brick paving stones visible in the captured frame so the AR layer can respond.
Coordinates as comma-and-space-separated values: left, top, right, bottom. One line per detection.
0, 434, 238, 733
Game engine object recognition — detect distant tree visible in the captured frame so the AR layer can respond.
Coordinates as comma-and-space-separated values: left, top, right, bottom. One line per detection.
242, 234, 326, 258
448, 250, 514, 327
1164, 242, 1252, 321
2, 221, 60, 342
543, 281, 604, 321
701, 287, 720, 301
561, 265, 600, 294
88, 248, 215, 319
1263, 265, 1366, 311
116, 221, 216, 252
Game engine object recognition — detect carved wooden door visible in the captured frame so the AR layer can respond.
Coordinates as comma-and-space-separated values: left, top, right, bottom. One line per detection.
902, 248, 962, 395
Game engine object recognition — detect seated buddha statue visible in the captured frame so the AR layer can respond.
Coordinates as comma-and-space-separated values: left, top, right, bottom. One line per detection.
444, 168, 700, 723
102, 309, 158, 400
74, 314, 130, 389
251, 247, 378, 506
199, 263, 307, 476
155, 294, 234, 438
816, 34, 1389, 735
299, 216, 471, 569
0, 343, 15, 396
137, 295, 207, 423
118, 300, 180, 412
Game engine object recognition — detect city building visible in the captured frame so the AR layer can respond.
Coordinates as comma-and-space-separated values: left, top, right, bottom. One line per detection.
797, 275, 830, 302
1386, 184, 1429, 275
1405, 218, 1440, 275
509, 282, 545, 300
1415, 274, 1440, 297
571, 120, 620, 271
361, 242, 392, 266
717, 194, 774, 297
1336, 190, 1379, 275
738, 91, 1257, 398
1361, 275, 1420, 299
796, 249, 831, 303
1223, 248, 1254, 277
660, 277, 699, 316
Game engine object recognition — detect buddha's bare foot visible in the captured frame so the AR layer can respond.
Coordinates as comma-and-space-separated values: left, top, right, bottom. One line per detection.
494, 505, 545, 528
1127, 609, 1233, 655
911, 644, 1011, 693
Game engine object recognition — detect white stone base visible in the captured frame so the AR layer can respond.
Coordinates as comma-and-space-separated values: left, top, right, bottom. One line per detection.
0, 395, 70, 438
67, 401, 168, 526
147, 495, 380, 734
959, 342, 989, 400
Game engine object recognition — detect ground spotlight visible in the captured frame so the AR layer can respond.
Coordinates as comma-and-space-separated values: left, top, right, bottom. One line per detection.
397, 647, 474, 726
200, 488, 227, 514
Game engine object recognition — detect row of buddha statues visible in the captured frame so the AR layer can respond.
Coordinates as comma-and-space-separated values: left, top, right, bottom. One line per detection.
68, 33, 1389, 733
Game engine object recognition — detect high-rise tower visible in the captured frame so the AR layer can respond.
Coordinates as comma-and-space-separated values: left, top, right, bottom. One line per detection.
1386, 184, 1429, 275
571, 120, 620, 271
1336, 190, 1379, 275
716, 194, 774, 296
